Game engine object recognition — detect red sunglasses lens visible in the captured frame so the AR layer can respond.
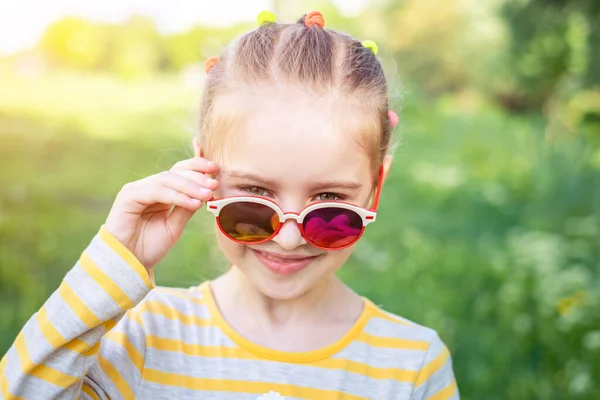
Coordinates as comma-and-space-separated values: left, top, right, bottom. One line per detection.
302, 207, 364, 249
218, 202, 279, 243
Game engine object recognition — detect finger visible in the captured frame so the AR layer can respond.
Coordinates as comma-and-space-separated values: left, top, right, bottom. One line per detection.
169, 169, 219, 191
167, 205, 196, 233
123, 181, 203, 211
154, 171, 214, 202
171, 157, 220, 174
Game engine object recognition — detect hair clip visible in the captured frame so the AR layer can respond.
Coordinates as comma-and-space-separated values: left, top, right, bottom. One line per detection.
388, 110, 399, 128
257, 10, 276, 25
361, 40, 378, 55
304, 11, 324, 28
205, 56, 219, 73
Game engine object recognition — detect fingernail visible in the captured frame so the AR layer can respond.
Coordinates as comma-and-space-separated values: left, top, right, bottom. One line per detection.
200, 188, 212, 195
208, 178, 218, 185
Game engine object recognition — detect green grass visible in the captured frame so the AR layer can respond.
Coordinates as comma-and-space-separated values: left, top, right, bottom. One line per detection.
1, 73, 598, 399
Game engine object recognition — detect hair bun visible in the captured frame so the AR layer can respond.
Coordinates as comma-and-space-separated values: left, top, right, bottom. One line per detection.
304, 11, 324, 28
204, 56, 219, 73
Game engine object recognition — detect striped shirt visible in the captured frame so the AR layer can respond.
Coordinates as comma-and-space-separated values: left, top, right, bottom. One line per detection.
0, 227, 459, 399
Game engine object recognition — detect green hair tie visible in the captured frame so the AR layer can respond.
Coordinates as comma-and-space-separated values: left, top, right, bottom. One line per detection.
361, 40, 378, 55
257, 10, 276, 25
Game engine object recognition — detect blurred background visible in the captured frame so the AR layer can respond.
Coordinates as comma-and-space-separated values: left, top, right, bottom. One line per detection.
0, 0, 598, 398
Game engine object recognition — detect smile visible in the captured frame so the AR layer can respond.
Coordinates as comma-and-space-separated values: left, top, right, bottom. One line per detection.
252, 250, 321, 276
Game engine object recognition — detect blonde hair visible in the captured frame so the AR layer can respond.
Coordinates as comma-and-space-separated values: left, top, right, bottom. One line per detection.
198, 14, 393, 175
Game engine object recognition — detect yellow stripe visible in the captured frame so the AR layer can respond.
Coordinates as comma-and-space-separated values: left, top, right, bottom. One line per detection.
81, 383, 102, 400
84, 342, 101, 358
370, 307, 412, 326
14, 333, 78, 389
58, 282, 103, 329
146, 337, 419, 382
62, 338, 94, 355
144, 369, 366, 400
356, 331, 429, 350
99, 226, 154, 289
428, 378, 458, 400
35, 306, 66, 349
0, 356, 9, 398
0, 354, 7, 378
142, 301, 215, 327
98, 354, 135, 399
104, 318, 119, 332
415, 346, 450, 387
79, 252, 136, 309
105, 331, 144, 373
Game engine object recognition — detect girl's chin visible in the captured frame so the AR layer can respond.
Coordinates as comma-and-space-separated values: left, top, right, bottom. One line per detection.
251, 276, 313, 301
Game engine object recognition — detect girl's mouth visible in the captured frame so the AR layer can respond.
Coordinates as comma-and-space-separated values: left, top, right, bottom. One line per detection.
251, 250, 321, 276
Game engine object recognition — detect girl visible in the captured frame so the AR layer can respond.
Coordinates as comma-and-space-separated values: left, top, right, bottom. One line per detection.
1, 11, 458, 400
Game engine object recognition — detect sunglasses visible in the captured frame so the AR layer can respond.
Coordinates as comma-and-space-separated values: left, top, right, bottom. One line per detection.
206, 168, 384, 250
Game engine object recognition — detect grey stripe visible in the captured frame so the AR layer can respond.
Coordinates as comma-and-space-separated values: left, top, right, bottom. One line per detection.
65, 262, 122, 322
141, 287, 212, 317
4, 349, 62, 399
143, 349, 415, 398
87, 236, 146, 304
44, 285, 91, 341
364, 318, 436, 342
109, 314, 146, 355
333, 340, 426, 370
140, 313, 235, 347
98, 337, 142, 392
91, 235, 151, 303
87, 359, 125, 400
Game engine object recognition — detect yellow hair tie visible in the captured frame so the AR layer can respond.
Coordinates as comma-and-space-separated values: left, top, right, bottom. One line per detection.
205, 56, 219, 73
361, 40, 378, 55
257, 10, 276, 25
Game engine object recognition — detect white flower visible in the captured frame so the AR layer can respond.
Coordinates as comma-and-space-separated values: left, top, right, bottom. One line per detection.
256, 391, 286, 400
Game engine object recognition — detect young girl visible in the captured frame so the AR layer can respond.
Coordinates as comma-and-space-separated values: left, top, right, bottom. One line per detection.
1, 11, 458, 400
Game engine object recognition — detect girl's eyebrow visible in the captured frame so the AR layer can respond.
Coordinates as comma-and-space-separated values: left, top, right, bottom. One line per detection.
309, 181, 363, 192
223, 171, 279, 187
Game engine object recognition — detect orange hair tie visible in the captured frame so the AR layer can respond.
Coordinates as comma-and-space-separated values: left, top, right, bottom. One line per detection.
388, 110, 399, 128
205, 56, 219, 73
305, 11, 324, 28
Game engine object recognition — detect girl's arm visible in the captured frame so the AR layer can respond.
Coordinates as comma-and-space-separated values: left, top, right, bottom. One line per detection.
0, 227, 153, 399
1, 155, 218, 399
411, 333, 460, 400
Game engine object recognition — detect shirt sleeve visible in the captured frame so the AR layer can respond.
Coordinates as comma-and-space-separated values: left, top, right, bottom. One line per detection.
0, 226, 154, 399
411, 332, 460, 400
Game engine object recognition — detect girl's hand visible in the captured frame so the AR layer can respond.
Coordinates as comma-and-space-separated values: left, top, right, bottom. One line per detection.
104, 157, 220, 272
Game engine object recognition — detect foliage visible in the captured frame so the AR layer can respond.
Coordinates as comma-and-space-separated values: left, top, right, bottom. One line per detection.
0, 74, 598, 399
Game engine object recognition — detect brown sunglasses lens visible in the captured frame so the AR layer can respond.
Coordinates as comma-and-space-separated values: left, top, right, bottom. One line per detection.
218, 202, 279, 243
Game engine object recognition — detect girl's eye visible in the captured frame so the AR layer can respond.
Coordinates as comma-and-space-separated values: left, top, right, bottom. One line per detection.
240, 186, 272, 197
315, 192, 341, 201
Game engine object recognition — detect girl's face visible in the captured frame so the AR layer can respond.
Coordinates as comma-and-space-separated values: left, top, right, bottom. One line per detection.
209, 96, 380, 300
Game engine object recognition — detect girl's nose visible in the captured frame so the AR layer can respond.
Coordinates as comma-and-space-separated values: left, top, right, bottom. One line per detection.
272, 218, 307, 250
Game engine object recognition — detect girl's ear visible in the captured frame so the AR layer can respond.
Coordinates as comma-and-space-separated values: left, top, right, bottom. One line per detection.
192, 137, 203, 157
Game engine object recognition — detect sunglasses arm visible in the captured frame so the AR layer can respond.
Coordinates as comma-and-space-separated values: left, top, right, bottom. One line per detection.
370, 166, 385, 212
